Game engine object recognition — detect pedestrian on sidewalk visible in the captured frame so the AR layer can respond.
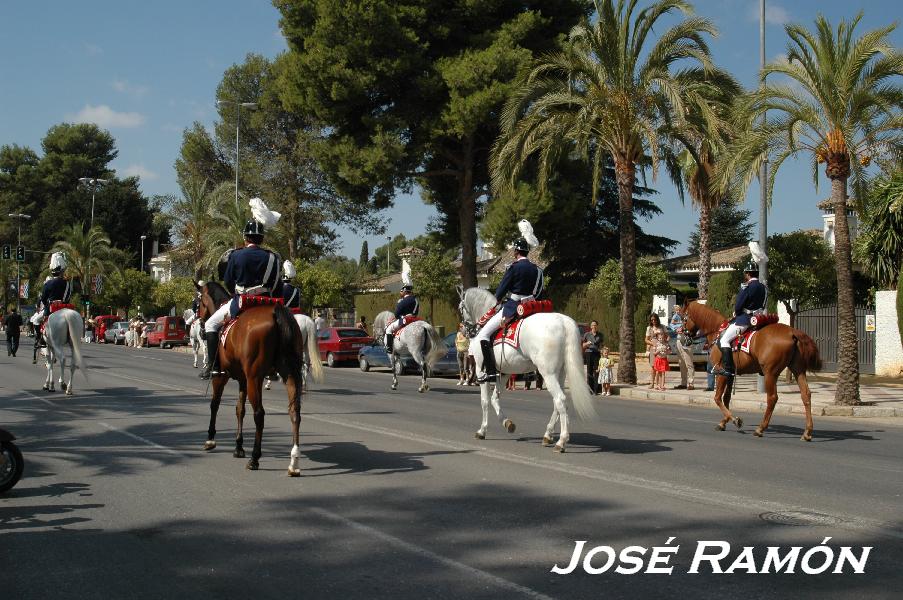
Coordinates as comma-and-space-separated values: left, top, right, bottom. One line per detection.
669, 305, 695, 390
645, 313, 667, 388
597, 347, 613, 396
652, 331, 670, 391
4, 307, 23, 357
582, 320, 603, 394
455, 323, 470, 385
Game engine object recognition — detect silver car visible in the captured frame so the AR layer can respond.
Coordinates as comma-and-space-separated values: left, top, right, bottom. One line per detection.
104, 321, 129, 345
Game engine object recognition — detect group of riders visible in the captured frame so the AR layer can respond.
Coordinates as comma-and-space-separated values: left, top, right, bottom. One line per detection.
30, 196, 768, 382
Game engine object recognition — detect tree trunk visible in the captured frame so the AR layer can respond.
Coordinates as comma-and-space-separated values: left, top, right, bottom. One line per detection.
457, 136, 478, 288
828, 171, 860, 405
697, 201, 713, 300
615, 160, 637, 384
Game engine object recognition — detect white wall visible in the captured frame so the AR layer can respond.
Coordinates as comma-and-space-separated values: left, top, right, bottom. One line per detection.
652, 294, 676, 324
875, 290, 903, 377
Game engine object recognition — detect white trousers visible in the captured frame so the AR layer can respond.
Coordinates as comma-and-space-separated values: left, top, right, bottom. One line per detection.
719, 323, 747, 348
204, 302, 231, 334
475, 311, 505, 344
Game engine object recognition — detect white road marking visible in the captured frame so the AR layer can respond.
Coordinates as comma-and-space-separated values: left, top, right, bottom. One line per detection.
98, 422, 180, 456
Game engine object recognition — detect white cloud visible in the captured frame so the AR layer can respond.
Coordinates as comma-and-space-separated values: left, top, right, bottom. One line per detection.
112, 80, 150, 98
747, 3, 790, 26
120, 164, 159, 181
68, 104, 147, 128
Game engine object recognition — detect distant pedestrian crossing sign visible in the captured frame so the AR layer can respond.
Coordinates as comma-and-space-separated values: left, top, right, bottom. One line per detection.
19, 279, 29, 299
92, 274, 103, 295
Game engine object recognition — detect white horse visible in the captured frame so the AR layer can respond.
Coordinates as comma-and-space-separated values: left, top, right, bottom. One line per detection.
265, 312, 324, 391
42, 308, 87, 395
184, 309, 206, 369
458, 287, 596, 452
373, 310, 447, 393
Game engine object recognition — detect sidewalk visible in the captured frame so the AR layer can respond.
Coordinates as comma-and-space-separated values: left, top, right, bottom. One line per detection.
610, 358, 903, 418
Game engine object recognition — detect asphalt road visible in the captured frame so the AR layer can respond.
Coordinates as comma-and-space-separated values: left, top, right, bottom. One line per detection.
2, 338, 902, 599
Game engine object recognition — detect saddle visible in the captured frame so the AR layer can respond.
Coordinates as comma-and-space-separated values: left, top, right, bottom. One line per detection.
478, 300, 555, 349
389, 315, 422, 333
717, 313, 778, 352
221, 294, 285, 345
288, 308, 304, 315
49, 301, 76, 314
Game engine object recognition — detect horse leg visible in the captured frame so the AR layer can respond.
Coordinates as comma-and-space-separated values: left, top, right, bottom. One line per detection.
475, 383, 490, 440
43, 351, 53, 391
796, 372, 814, 442
247, 377, 265, 470
490, 382, 515, 434
64, 348, 75, 395
419, 362, 428, 393
542, 408, 560, 447
234, 382, 247, 458
204, 377, 227, 450
754, 372, 779, 438
712, 377, 736, 431
286, 373, 302, 477
544, 372, 569, 452
390, 354, 398, 391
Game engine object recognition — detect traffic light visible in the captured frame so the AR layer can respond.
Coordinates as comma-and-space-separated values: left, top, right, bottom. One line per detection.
16, 245, 25, 261
2, 245, 9, 260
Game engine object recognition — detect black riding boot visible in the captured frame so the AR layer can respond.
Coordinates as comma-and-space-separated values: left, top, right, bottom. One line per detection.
713, 347, 735, 377
385, 333, 394, 354
199, 331, 221, 379
476, 340, 498, 384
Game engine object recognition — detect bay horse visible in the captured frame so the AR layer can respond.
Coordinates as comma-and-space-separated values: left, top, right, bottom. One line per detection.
682, 300, 822, 441
373, 310, 447, 392
41, 307, 86, 395
197, 281, 305, 475
458, 287, 596, 452
265, 312, 324, 391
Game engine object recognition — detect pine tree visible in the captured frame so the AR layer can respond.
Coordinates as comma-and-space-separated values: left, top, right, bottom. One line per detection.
687, 204, 754, 255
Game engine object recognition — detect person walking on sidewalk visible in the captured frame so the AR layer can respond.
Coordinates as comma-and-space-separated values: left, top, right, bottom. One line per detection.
454, 322, 470, 385
4, 307, 23, 357
582, 320, 603, 394
669, 305, 695, 390
597, 347, 614, 396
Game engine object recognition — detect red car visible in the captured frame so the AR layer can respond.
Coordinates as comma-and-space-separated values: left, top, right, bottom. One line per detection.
316, 327, 373, 367
145, 316, 187, 349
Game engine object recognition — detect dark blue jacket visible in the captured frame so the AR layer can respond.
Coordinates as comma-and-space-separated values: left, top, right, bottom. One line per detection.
40, 277, 72, 315
394, 293, 419, 319
733, 278, 767, 326
281, 282, 302, 309
223, 245, 281, 296
495, 257, 544, 317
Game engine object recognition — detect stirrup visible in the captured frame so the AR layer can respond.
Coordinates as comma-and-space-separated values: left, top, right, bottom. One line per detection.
476, 371, 498, 384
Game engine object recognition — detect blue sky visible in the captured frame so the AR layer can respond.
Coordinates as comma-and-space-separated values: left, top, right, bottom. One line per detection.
1, 1, 900, 260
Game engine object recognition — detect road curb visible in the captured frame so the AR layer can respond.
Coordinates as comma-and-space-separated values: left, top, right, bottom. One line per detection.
611, 386, 901, 418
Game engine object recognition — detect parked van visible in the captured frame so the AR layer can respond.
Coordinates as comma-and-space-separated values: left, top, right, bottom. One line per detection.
145, 316, 187, 349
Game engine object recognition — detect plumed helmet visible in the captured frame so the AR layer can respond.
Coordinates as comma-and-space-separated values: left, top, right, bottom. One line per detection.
282, 259, 296, 280
513, 238, 530, 254
743, 261, 759, 275
401, 284, 413, 292
514, 220, 539, 255
49, 251, 67, 275
243, 219, 265, 238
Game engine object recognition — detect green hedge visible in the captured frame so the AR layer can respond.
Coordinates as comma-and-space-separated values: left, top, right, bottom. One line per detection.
897, 269, 903, 344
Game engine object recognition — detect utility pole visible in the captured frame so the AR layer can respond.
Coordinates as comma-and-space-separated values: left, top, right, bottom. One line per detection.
216, 100, 258, 208
78, 177, 108, 316
757, 0, 768, 393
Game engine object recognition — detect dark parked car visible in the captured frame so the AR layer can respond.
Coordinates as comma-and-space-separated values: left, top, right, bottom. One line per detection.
104, 321, 129, 345
317, 327, 373, 367
358, 332, 461, 377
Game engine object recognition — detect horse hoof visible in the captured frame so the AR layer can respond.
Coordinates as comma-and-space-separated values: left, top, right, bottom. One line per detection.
418, 387, 425, 393
553, 444, 566, 453
474, 432, 485, 440
715, 423, 726, 431
542, 436, 554, 447
66, 389, 73, 396
801, 433, 812, 442
753, 428, 764, 437
734, 417, 743, 429
503, 419, 516, 434
203, 440, 217, 451
233, 449, 246, 458
287, 468, 301, 477
246, 460, 259, 470
391, 385, 398, 391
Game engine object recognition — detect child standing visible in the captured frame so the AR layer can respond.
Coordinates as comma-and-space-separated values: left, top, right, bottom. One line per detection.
653, 331, 670, 390
597, 347, 614, 396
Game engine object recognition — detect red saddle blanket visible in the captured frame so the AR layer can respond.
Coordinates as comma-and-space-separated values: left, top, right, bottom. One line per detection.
50, 301, 76, 313
476, 300, 554, 349
389, 315, 422, 333
493, 319, 525, 349
237, 294, 284, 312
716, 319, 772, 353
289, 308, 304, 315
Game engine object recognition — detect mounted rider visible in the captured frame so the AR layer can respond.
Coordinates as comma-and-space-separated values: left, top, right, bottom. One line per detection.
31, 252, 73, 346
280, 260, 302, 311
200, 197, 282, 379
473, 220, 544, 383
384, 264, 419, 354
712, 241, 768, 377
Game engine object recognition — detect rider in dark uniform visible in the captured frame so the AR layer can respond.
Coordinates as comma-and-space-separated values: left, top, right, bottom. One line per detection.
280, 260, 302, 310
33, 252, 72, 352
384, 283, 419, 354
712, 262, 767, 377
200, 218, 281, 379
473, 231, 544, 383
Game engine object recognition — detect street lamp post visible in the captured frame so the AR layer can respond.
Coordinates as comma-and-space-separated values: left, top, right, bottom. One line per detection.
140, 235, 147, 272
757, 0, 768, 393
8, 212, 31, 312
215, 100, 258, 207
386, 236, 392, 273
78, 177, 108, 316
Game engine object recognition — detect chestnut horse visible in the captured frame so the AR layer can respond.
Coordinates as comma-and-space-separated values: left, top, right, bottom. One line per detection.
682, 301, 822, 441
197, 281, 305, 475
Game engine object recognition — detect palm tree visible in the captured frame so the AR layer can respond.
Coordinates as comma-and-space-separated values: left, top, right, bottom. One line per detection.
716, 14, 903, 405
855, 168, 903, 289
51, 223, 127, 294
670, 70, 742, 299
492, 0, 718, 383
167, 178, 233, 276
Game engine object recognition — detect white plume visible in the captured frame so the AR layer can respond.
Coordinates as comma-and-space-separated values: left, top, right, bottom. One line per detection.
748, 241, 768, 264
401, 259, 412, 286
282, 259, 296, 279
49, 252, 67, 271
249, 197, 281, 227
518, 219, 539, 247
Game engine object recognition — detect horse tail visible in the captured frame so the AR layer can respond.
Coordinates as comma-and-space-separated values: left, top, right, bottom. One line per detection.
792, 329, 823, 372
563, 318, 597, 421
273, 305, 303, 381
305, 319, 325, 384
66, 311, 88, 380
422, 324, 447, 370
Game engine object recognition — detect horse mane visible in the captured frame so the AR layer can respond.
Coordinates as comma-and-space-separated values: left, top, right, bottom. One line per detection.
463, 287, 495, 321
206, 281, 230, 306
687, 301, 727, 335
